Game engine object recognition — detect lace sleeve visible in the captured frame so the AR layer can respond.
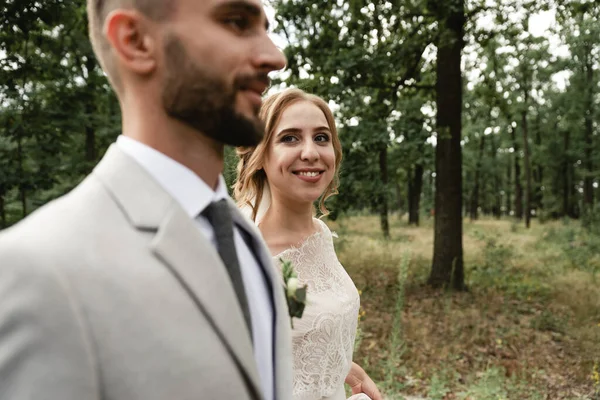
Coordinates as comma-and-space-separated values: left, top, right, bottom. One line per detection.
275, 219, 361, 400
316, 218, 338, 239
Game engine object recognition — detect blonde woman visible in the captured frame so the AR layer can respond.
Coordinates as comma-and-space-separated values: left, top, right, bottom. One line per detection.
235, 88, 381, 400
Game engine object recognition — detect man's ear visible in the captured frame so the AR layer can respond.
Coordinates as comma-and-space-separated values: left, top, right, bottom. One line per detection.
104, 9, 158, 76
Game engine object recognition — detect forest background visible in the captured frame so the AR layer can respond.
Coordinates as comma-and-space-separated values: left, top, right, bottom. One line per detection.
1, 0, 599, 398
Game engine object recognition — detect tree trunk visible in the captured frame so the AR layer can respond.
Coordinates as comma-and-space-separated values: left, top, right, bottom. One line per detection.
490, 135, 501, 218
506, 162, 512, 217
510, 125, 523, 219
534, 116, 543, 213
562, 130, 570, 218
582, 51, 594, 214
408, 164, 424, 226
396, 181, 403, 215
429, 170, 435, 217
16, 37, 30, 220
569, 164, 579, 218
17, 132, 27, 218
406, 176, 412, 221
428, 0, 465, 291
522, 109, 532, 229
379, 146, 390, 238
469, 135, 485, 221
532, 169, 540, 214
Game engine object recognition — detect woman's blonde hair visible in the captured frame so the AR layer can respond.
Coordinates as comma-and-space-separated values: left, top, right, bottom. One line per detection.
234, 88, 342, 222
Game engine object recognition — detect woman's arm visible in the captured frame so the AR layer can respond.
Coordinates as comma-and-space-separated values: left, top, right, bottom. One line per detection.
345, 362, 382, 400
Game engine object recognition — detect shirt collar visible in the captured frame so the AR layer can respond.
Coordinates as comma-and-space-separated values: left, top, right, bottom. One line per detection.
116, 135, 227, 218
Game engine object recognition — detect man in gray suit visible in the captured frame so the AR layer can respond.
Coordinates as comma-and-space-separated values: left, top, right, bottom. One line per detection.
0, 1, 292, 399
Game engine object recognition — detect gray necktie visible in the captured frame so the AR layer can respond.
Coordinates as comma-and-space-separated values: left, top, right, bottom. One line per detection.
202, 199, 253, 340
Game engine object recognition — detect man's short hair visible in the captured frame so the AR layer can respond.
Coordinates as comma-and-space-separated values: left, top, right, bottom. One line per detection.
87, 0, 172, 91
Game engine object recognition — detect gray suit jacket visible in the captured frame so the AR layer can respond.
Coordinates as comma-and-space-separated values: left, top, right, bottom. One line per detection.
0, 146, 293, 400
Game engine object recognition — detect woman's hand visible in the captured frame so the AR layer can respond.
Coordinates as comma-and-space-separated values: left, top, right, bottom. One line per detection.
345, 362, 382, 400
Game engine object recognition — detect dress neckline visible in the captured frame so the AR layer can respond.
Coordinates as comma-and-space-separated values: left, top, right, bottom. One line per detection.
271, 218, 326, 259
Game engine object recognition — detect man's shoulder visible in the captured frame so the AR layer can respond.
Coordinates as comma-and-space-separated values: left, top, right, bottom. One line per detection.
0, 174, 120, 261
0, 191, 85, 307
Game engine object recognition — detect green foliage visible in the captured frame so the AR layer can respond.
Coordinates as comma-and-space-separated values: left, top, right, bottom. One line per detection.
458, 368, 508, 400
2, 0, 598, 235
472, 230, 515, 269
223, 146, 239, 195
540, 222, 600, 274
457, 367, 546, 400
383, 251, 410, 394
342, 215, 594, 398
530, 309, 567, 333
592, 362, 600, 399
466, 227, 556, 302
0, 0, 119, 227
582, 205, 600, 236
427, 369, 455, 400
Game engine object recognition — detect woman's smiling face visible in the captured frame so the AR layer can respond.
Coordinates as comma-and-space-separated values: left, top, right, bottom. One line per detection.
263, 100, 337, 206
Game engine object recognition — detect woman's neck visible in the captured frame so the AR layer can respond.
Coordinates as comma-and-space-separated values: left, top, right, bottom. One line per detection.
262, 198, 315, 234
258, 196, 318, 255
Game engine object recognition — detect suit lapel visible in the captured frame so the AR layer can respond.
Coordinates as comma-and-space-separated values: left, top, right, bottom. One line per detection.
228, 200, 294, 398
151, 206, 263, 398
94, 146, 263, 398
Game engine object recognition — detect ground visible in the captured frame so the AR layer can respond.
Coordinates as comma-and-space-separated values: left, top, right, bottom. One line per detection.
327, 215, 600, 400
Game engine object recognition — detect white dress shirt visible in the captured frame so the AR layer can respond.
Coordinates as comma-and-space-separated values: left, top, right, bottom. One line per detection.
117, 135, 274, 400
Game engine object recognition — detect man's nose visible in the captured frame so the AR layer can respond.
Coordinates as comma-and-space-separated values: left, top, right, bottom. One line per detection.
253, 32, 287, 73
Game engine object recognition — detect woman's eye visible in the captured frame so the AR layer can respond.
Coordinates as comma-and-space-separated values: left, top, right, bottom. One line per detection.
281, 135, 298, 143
315, 134, 330, 142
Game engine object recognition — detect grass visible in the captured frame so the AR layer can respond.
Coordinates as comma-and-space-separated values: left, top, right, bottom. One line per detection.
327, 214, 600, 399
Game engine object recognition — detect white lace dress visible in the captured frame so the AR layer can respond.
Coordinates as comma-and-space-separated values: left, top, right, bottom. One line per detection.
273, 219, 365, 400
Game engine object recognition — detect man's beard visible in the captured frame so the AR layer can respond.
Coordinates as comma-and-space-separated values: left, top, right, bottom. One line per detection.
161, 35, 266, 147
